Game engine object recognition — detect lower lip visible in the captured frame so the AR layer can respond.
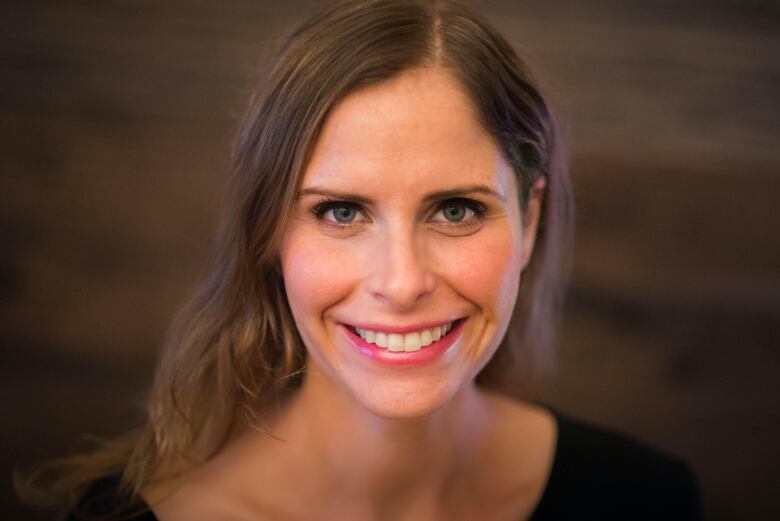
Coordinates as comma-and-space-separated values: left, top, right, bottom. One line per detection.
342, 320, 465, 367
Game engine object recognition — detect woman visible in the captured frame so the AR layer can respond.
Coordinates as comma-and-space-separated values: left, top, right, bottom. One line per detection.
24, 0, 700, 519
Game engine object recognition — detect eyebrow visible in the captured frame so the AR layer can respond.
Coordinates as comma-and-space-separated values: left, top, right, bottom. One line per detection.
298, 184, 507, 204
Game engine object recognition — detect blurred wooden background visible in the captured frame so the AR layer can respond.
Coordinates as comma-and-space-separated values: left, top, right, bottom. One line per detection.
2, 1, 778, 519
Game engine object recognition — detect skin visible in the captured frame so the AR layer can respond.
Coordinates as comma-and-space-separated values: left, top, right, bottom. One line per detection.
146, 67, 556, 521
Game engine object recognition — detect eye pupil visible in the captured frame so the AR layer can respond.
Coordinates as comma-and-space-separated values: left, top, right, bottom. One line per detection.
333, 206, 356, 222
443, 203, 466, 221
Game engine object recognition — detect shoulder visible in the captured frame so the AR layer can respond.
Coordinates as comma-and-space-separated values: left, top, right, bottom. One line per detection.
67, 474, 157, 521
532, 411, 702, 520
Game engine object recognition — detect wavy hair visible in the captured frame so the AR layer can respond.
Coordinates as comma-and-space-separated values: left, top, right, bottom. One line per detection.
18, 0, 573, 515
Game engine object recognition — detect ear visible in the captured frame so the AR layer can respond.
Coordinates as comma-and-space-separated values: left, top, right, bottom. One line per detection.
521, 176, 546, 270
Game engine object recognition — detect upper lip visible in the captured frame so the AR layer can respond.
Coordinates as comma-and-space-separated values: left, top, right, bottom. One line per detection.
342, 319, 462, 334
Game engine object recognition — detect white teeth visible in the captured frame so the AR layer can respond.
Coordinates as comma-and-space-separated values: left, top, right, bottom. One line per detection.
354, 322, 455, 351
387, 334, 404, 352
403, 332, 421, 352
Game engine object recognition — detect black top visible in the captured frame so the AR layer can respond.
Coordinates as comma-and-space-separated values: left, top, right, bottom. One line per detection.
529, 412, 701, 520
68, 411, 701, 520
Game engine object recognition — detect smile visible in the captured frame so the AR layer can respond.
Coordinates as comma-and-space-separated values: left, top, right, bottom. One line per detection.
342, 319, 465, 367
352, 323, 454, 352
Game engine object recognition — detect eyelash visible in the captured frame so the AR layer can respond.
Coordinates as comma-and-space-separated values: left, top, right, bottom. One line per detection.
310, 197, 488, 230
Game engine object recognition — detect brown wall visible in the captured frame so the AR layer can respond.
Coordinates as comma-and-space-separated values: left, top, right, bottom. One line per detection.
2, 1, 778, 519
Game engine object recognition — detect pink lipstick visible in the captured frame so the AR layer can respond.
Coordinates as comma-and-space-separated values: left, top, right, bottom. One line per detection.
341, 319, 465, 367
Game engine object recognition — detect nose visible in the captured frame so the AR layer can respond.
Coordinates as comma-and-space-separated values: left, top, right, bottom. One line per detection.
366, 225, 435, 310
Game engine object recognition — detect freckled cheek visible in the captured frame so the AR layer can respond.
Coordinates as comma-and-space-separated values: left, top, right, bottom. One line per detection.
434, 230, 523, 317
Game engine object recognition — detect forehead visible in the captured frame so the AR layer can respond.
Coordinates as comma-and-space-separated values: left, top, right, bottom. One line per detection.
302, 67, 513, 193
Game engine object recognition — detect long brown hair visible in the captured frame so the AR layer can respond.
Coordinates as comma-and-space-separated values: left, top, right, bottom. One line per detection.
18, 0, 573, 515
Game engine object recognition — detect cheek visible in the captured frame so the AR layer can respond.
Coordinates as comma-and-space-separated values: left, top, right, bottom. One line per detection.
279, 229, 359, 325
434, 226, 523, 318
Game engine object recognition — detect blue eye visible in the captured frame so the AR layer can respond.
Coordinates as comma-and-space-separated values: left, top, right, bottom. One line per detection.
441, 201, 468, 221
329, 205, 357, 222
310, 197, 485, 229
432, 198, 485, 223
313, 200, 365, 225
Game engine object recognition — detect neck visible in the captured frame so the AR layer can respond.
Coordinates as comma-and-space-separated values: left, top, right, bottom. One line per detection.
269, 364, 496, 515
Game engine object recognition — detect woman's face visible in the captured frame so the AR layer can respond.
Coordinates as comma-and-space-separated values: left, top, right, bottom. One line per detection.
279, 67, 542, 419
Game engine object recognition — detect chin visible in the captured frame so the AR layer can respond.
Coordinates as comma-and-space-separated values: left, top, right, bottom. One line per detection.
347, 375, 464, 420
